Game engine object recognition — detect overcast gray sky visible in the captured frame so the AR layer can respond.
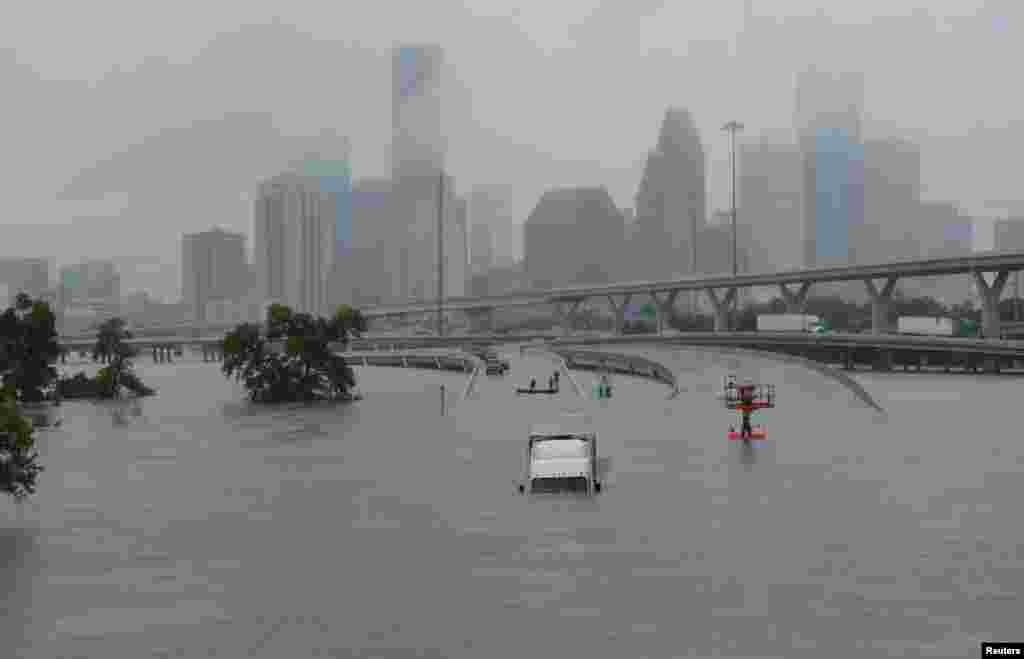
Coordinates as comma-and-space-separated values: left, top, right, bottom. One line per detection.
2, 0, 1021, 299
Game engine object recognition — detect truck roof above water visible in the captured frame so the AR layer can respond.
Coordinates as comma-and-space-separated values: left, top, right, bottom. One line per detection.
530, 424, 593, 439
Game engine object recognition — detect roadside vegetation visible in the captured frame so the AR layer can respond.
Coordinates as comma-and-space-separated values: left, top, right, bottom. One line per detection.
58, 317, 155, 399
222, 303, 367, 403
0, 293, 54, 499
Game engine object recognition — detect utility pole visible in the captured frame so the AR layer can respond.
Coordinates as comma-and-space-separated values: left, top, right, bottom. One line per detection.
690, 205, 698, 316
722, 120, 744, 328
436, 171, 445, 337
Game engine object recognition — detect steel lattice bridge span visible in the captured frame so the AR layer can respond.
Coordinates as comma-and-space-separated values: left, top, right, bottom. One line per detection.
362, 250, 1024, 340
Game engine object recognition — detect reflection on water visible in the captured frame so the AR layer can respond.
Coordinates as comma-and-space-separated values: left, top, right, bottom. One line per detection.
0, 355, 1021, 657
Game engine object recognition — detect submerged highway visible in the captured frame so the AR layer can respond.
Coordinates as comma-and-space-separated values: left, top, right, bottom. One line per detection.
2, 344, 1021, 657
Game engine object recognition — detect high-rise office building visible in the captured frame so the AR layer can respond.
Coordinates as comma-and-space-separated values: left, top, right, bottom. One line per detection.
914, 201, 975, 304
450, 197, 468, 298
393, 44, 444, 179
0, 258, 49, 307
294, 130, 352, 261
524, 187, 625, 289
468, 185, 522, 267
470, 219, 495, 277
632, 108, 706, 281
340, 177, 394, 306
738, 141, 802, 273
181, 228, 248, 323
795, 67, 865, 268
392, 44, 447, 301
995, 218, 1024, 252
59, 260, 121, 311
253, 173, 336, 316
861, 138, 923, 265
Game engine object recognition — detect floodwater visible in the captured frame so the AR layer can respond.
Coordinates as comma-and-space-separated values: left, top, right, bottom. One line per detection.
1, 347, 1022, 658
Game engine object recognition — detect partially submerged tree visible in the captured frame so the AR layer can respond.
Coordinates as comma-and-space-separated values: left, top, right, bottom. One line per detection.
0, 293, 60, 403
59, 317, 154, 399
222, 304, 366, 403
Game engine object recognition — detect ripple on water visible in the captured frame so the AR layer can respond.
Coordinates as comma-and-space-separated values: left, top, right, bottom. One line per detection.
4, 356, 1023, 656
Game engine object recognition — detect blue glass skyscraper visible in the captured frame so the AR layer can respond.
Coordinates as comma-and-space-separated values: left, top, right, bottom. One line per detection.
813, 127, 863, 262
301, 153, 352, 261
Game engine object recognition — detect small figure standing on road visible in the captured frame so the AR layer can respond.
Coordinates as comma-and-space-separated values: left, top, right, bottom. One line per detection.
529, 378, 537, 392
737, 381, 756, 438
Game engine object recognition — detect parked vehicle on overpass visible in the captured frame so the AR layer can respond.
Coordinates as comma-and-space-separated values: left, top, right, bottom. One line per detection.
756, 314, 821, 332
518, 418, 601, 495
897, 316, 955, 336
896, 316, 980, 337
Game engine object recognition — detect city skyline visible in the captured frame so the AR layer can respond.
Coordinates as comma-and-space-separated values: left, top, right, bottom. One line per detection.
2, 3, 1022, 299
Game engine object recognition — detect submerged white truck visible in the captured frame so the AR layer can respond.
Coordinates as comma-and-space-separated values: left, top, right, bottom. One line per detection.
518, 416, 601, 495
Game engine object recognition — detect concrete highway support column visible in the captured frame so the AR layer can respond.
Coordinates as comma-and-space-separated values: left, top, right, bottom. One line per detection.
864, 277, 898, 335
650, 290, 678, 335
973, 270, 1010, 340
705, 287, 737, 332
606, 294, 632, 336
553, 299, 583, 335
779, 282, 812, 313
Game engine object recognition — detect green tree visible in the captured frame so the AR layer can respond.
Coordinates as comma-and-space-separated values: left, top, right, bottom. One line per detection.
0, 293, 60, 403
84, 317, 153, 399
222, 305, 365, 403
0, 384, 43, 499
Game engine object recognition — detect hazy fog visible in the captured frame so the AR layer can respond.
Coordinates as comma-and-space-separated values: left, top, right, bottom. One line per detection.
1, 0, 1022, 299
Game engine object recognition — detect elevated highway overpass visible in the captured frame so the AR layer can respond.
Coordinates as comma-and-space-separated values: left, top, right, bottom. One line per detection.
362, 250, 1024, 339
55, 330, 1024, 374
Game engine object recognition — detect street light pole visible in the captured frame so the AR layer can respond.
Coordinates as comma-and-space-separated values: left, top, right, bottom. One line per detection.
436, 170, 445, 337
722, 120, 744, 326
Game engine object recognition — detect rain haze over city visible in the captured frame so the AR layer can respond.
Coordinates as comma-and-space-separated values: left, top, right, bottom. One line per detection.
3, 1, 1024, 657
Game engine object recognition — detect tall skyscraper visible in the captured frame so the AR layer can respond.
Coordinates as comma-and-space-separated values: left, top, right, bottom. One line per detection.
294, 131, 352, 308
450, 197, 468, 298
294, 130, 352, 261
738, 140, 802, 273
795, 67, 865, 268
393, 45, 444, 179
181, 228, 248, 323
470, 219, 495, 277
253, 173, 336, 316
391, 44, 447, 301
340, 177, 394, 306
468, 185, 522, 267
632, 108, 706, 281
862, 138, 923, 264
524, 187, 625, 289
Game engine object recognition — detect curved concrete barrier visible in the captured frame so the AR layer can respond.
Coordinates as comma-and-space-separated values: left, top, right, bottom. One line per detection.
549, 347, 679, 399
341, 351, 477, 374
460, 363, 483, 400
568, 342, 884, 415
702, 345, 885, 414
